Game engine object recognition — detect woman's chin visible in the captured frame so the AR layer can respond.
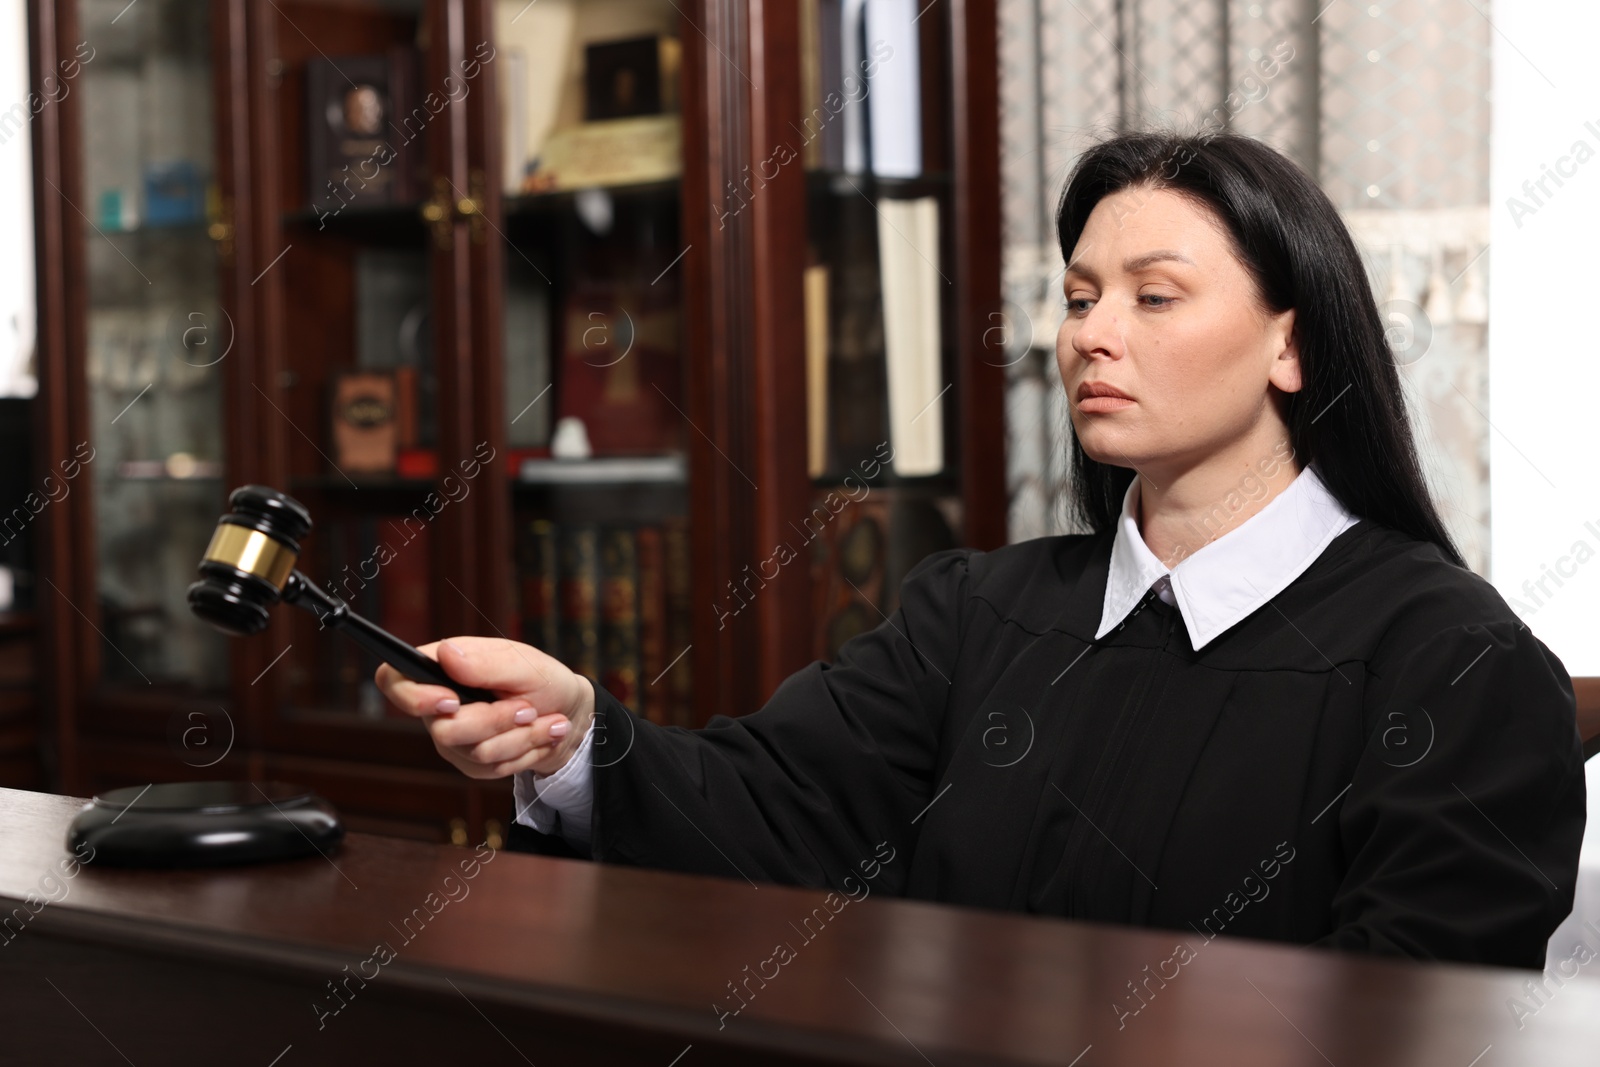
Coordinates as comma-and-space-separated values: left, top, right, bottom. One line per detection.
1074, 424, 1144, 463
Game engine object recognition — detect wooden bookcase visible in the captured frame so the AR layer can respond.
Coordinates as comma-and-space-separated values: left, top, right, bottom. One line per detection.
26, 0, 1003, 843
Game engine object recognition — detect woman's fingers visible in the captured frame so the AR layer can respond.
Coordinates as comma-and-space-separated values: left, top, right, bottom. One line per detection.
460, 711, 569, 765
429, 699, 549, 748
382, 681, 459, 718
375, 654, 470, 718
378, 638, 560, 717
421, 698, 572, 776
486, 745, 567, 778
433, 638, 567, 702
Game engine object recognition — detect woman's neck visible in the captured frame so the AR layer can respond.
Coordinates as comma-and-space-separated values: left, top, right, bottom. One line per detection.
1136, 451, 1303, 568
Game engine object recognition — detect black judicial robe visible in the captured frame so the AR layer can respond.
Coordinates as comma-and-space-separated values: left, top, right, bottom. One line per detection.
509, 517, 1588, 970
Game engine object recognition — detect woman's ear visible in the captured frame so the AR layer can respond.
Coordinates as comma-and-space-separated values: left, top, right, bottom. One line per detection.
1267, 309, 1303, 394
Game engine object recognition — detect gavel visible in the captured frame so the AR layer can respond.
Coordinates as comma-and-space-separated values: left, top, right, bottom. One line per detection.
187, 485, 495, 704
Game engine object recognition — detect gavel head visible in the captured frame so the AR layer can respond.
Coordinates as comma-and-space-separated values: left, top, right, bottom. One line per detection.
187, 485, 312, 636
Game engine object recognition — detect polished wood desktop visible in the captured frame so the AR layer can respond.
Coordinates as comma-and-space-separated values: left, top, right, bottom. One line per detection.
1, 786, 1596, 1066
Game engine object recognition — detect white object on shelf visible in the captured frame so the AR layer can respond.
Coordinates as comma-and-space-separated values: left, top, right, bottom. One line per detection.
518, 453, 687, 485
549, 415, 593, 459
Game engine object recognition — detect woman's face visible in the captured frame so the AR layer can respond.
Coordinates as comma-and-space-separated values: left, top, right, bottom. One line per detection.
1056, 184, 1301, 483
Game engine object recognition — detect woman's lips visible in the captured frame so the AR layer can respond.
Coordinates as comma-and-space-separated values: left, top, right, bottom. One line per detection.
1077, 396, 1136, 413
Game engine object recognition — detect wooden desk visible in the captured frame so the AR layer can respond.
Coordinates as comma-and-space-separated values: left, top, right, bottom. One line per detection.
2, 786, 1596, 1066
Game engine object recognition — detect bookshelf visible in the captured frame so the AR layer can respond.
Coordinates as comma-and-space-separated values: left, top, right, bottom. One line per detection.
27, 0, 1002, 842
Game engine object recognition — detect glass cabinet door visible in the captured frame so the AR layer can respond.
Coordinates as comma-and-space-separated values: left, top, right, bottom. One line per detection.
796, 0, 962, 662
257, 0, 445, 722
493, 0, 695, 728
78, 0, 229, 694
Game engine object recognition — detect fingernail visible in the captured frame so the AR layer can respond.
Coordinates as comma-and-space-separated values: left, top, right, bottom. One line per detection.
435, 698, 460, 714
513, 706, 535, 726
443, 640, 467, 658
548, 719, 571, 738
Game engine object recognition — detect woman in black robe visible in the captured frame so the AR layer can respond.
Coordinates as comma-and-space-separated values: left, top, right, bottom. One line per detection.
376, 131, 1587, 972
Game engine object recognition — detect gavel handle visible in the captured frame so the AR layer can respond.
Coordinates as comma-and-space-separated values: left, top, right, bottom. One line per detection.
282, 571, 498, 705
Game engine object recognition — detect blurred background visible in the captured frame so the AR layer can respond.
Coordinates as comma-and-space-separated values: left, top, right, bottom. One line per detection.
0, 0, 1594, 954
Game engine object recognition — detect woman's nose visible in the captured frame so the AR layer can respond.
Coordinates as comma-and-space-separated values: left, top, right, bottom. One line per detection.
1067, 299, 1123, 362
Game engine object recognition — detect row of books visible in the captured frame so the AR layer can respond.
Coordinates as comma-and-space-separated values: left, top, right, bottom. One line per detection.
516, 518, 694, 728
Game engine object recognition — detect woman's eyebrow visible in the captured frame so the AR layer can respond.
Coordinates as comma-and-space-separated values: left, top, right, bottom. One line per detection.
1064, 249, 1196, 282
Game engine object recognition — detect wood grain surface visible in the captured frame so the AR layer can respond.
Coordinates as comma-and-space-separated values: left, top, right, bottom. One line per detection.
2, 786, 1597, 1066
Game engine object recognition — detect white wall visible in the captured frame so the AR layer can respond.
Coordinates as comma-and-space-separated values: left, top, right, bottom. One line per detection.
0, 0, 37, 397
1489, 4, 1600, 677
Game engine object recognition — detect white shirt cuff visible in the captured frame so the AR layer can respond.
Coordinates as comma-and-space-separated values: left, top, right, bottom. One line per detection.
512, 719, 595, 852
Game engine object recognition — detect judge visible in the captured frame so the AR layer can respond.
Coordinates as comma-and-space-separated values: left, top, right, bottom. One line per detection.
376, 131, 1586, 971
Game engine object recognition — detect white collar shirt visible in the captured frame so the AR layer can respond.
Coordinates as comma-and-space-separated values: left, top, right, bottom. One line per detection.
1096, 463, 1361, 650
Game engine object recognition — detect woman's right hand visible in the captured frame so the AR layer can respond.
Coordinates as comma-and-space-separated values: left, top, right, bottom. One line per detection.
374, 636, 595, 780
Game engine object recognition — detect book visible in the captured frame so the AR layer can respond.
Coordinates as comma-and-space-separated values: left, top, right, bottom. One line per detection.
501, 47, 530, 194
662, 517, 693, 728
394, 366, 419, 449
518, 519, 560, 654
840, 0, 867, 174
877, 196, 943, 475
558, 523, 602, 683
330, 371, 398, 474
815, 0, 846, 170
599, 526, 642, 712
800, 0, 823, 170
635, 525, 669, 726
305, 49, 424, 213
809, 490, 955, 660
826, 197, 888, 471
142, 160, 205, 226
804, 264, 830, 477
863, 0, 921, 178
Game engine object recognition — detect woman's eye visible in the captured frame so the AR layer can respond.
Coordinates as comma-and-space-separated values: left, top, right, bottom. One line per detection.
1140, 294, 1173, 308
1064, 298, 1093, 315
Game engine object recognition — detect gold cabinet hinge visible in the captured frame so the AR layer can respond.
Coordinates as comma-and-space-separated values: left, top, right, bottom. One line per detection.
455, 169, 488, 246
421, 172, 490, 249
421, 176, 454, 250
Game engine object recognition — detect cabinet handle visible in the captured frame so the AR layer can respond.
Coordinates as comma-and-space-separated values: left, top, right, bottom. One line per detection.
448, 816, 468, 846
484, 818, 504, 850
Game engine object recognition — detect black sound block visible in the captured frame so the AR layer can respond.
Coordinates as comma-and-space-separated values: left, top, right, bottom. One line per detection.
67, 781, 345, 868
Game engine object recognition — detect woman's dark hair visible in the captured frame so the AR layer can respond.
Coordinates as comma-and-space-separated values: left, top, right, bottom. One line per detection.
1055, 130, 1467, 570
